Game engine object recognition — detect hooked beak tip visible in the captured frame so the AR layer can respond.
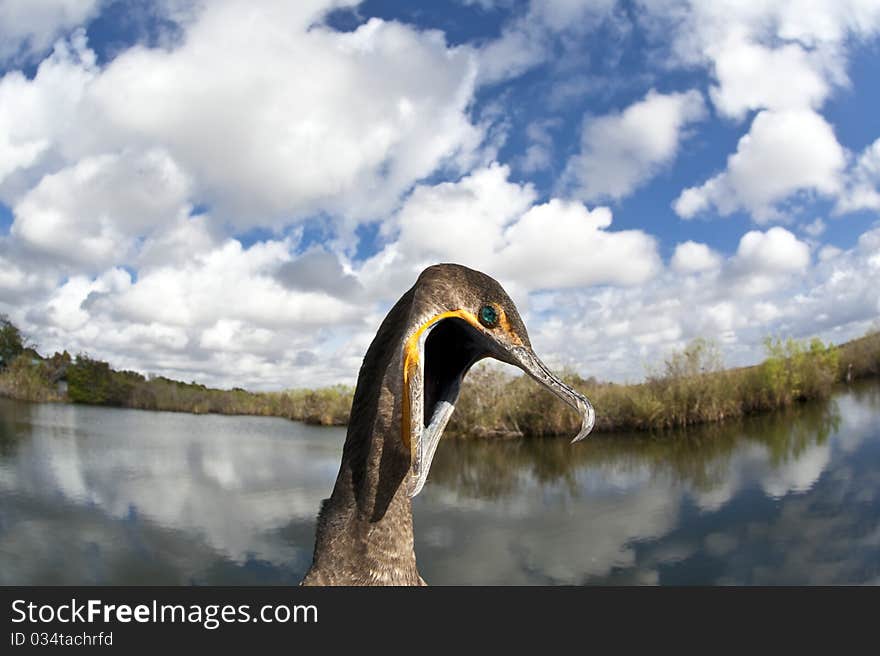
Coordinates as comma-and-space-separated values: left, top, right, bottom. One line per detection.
505, 345, 596, 445
570, 398, 595, 443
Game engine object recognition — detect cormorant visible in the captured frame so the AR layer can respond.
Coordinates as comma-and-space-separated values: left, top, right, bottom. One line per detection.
302, 264, 594, 585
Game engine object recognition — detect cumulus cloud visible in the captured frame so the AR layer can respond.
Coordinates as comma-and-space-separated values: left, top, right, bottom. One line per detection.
0, 247, 53, 303
16, 235, 372, 390
361, 163, 661, 298
671, 241, 721, 273
0, 1, 483, 227
674, 109, 846, 221
563, 89, 706, 202
731, 227, 811, 275
11, 149, 192, 270
494, 200, 660, 289
638, 0, 880, 223
642, 0, 880, 95
525, 224, 874, 382
726, 226, 811, 296
0, 0, 100, 64
708, 38, 834, 121
0, 30, 97, 189
13, 161, 666, 390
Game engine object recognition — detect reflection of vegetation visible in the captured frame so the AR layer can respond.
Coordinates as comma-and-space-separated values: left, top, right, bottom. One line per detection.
0, 398, 30, 457
431, 394, 845, 501
844, 378, 880, 409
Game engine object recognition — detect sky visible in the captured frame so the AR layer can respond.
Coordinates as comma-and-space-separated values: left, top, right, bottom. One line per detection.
1, 0, 879, 390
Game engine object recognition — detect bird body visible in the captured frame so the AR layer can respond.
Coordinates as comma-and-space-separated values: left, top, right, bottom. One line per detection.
301, 264, 594, 585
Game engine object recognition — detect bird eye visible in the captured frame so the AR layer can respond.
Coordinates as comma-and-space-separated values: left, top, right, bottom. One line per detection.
478, 304, 499, 328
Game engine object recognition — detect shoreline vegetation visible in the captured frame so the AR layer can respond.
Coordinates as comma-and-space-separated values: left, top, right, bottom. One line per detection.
1, 315, 879, 435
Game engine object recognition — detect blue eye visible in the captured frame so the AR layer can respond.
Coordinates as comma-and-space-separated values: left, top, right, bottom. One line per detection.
479, 304, 498, 328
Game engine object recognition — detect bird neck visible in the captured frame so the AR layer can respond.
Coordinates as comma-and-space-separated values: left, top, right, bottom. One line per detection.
303, 291, 423, 585
304, 370, 420, 585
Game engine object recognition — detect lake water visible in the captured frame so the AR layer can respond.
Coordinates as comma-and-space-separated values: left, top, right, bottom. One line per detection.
1, 383, 879, 585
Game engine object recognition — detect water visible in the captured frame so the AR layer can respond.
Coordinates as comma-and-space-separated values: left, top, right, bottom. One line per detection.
1, 383, 879, 585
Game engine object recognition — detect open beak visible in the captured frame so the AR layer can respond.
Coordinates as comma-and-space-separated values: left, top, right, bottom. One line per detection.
405, 316, 596, 498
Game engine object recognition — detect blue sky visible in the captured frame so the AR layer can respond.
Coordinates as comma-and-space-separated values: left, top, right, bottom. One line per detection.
1, 0, 879, 389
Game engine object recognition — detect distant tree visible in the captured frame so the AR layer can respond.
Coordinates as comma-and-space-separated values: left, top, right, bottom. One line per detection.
67, 355, 116, 404
0, 316, 26, 369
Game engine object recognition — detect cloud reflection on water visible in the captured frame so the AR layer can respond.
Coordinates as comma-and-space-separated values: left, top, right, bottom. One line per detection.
0, 383, 878, 585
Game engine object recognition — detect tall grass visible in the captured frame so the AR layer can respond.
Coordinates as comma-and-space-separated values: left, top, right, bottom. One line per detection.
448, 333, 849, 436
0, 357, 63, 403
838, 329, 880, 381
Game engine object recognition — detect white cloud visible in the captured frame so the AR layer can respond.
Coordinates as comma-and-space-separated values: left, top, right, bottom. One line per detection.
709, 38, 833, 121
524, 223, 877, 383
640, 1, 879, 223
11, 149, 192, 270
476, 18, 550, 86
836, 137, 880, 214
22, 236, 372, 390
0, 249, 53, 303
671, 241, 721, 273
732, 227, 811, 275
0, 0, 100, 63
0, 30, 97, 188
361, 163, 661, 297
563, 89, 706, 202
90, 5, 480, 223
674, 109, 846, 221
11, 216, 880, 391
44, 268, 132, 333
495, 200, 660, 289
136, 212, 221, 270
0, 1, 494, 389
725, 226, 811, 297
0, 1, 483, 227
644, 0, 880, 90
96, 239, 357, 330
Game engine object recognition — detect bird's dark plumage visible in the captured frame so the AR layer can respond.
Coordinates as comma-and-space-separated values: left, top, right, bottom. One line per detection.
301, 264, 594, 585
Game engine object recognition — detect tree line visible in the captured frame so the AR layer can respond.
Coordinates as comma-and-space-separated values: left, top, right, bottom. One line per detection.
1, 314, 879, 435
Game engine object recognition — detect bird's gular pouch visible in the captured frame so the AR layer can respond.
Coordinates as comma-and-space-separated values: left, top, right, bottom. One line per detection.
403, 315, 488, 498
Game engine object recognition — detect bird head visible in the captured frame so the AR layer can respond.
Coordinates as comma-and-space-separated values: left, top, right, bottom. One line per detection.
402, 264, 595, 497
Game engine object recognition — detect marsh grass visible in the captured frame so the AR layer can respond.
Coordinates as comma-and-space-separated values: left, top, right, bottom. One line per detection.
0, 356, 64, 403
448, 333, 857, 437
